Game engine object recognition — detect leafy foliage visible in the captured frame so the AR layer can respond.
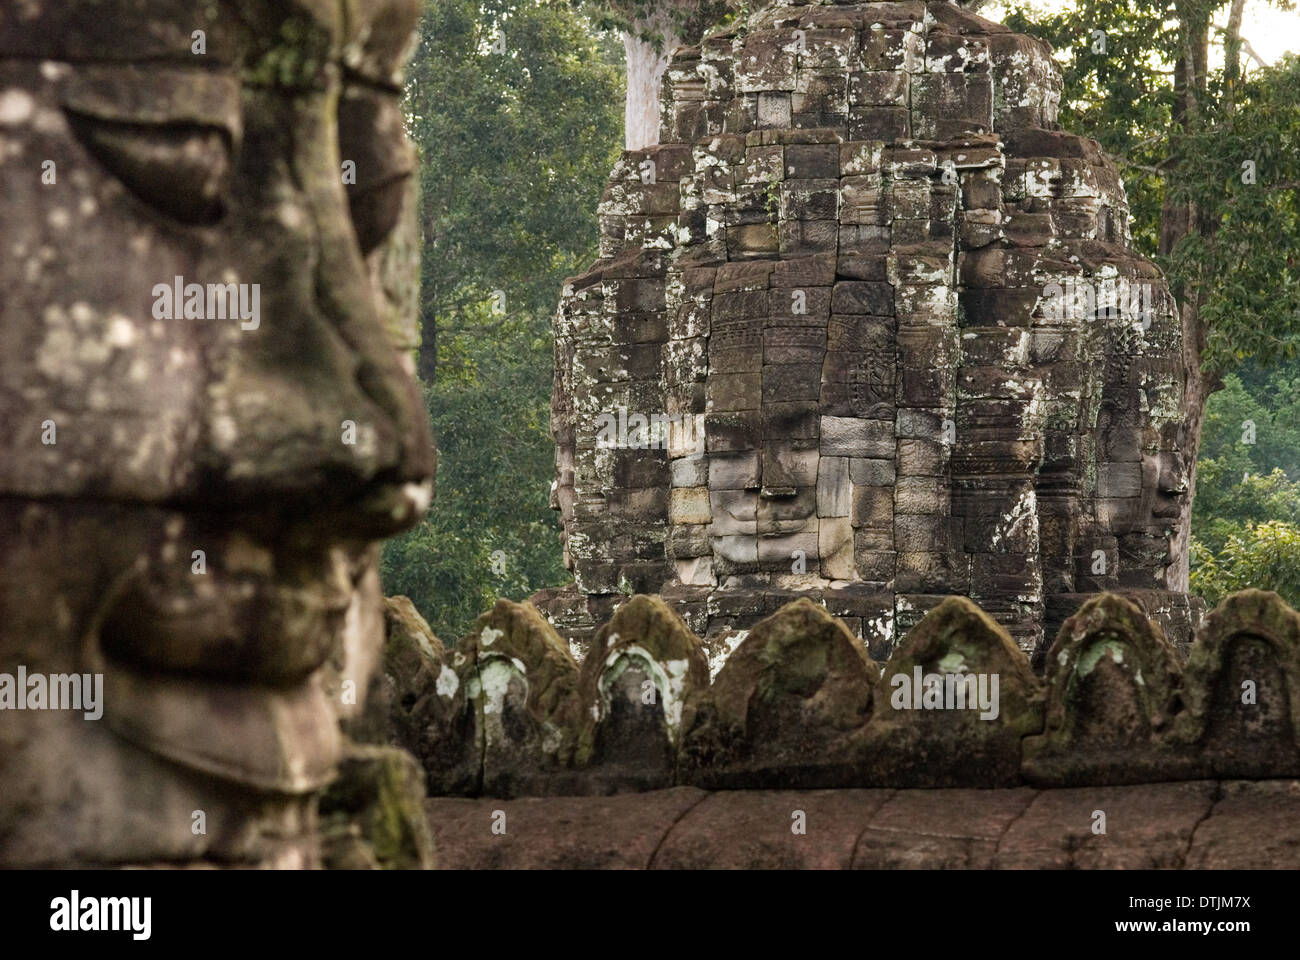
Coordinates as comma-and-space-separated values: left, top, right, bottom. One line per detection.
405, 0, 623, 366
383, 0, 623, 642
1190, 520, 1300, 607
578, 0, 739, 49
1192, 368, 1300, 598
1171, 56, 1300, 372
1005, 0, 1300, 603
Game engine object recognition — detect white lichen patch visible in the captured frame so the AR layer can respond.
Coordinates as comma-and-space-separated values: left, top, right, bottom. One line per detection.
480, 625, 503, 647
597, 645, 692, 742
708, 630, 747, 681
864, 610, 895, 653
989, 487, 1038, 553
212, 413, 238, 448
937, 652, 968, 674
403, 480, 432, 516
436, 663, 459, 698
0, 89, 35, 125
478, 657, 525, 717
1077, 639, 1126, 677
35, 302, 136, 386
106, 314, 136, 348
541, 723, 563, 754
275, 202, 306, 230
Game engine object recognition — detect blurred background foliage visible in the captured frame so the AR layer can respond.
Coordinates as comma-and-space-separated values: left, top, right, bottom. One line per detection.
1191, 367, 1300, 606
381, 0, 622, 640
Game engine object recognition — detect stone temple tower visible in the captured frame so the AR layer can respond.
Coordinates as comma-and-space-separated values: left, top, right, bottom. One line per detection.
543, 0, 1201, 667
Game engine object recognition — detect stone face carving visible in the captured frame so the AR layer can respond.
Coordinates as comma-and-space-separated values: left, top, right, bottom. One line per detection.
0, 0, 435, 866
548, 0, 1197, 658
864, 596, 1043, 787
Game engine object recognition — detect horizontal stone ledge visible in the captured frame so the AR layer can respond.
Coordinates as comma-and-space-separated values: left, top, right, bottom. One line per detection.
425, 779, 1300, 869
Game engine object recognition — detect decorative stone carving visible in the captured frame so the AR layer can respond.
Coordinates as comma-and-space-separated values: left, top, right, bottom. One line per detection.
368, 596, 482, 797
459, 600, 584, 797
575, 595, 710, 791
679, 598, 879, 787
546, 0, 1197, 660
864, 596, 1043, 786
1022, 593, 1188, 786
408, 590, 1300, 797
1175, 590, 1300, 778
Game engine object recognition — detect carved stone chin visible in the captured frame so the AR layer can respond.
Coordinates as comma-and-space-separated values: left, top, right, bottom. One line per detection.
547, 0, 1199, 665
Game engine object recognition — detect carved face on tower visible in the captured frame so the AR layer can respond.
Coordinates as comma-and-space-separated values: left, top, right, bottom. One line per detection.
550, 1, 1195, 655
1091, 340, 1192, 590
0, 0, 434, 866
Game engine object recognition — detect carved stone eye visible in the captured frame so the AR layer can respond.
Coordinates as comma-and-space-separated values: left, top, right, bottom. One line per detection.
64, 111, 231, 224
338, 83, 414, 254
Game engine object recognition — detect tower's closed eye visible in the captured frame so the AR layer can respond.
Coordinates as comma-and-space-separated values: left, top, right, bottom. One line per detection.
337, 83, 414, 254
64, 111, 231, 225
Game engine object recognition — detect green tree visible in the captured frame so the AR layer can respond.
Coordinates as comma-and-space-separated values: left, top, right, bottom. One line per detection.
1190, 519, 1300, 606
1190, 365, 1300, 587
405, 0, 624, 380
385, 0, 623, 641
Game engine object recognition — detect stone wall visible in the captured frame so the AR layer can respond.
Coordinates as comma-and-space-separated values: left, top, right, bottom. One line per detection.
381, 588, 1300, 796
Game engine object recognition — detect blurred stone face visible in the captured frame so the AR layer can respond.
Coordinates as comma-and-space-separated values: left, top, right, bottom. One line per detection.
551, 1, 1196, 658
1091, 349, 1191, 590
0, 0, 433, 866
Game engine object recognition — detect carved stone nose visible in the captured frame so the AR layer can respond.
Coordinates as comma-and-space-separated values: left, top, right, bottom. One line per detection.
1157, 456, 1189, 497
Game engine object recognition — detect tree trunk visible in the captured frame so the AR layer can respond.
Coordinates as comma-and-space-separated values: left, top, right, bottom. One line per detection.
622, 13, 679, 151
1160, 4, 1213, 590
1225, 0, 1247, 111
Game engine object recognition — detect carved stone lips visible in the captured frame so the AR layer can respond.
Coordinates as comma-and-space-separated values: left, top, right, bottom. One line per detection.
97, 547, 354, 684
85, 533, 363, 794
93, 657, 341, 795
324, 478, 433, 539
73, 473, 432, 793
